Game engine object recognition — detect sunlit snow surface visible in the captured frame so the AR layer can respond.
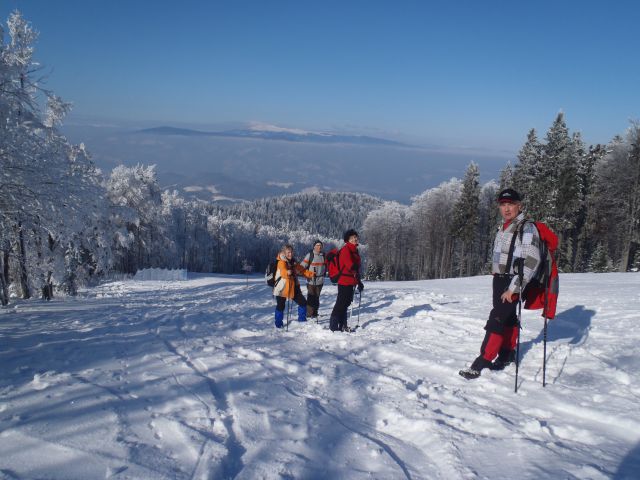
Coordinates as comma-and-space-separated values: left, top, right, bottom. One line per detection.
1, 273, 639, 479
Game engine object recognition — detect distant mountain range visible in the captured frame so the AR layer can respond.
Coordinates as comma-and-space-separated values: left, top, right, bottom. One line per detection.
62, 121, 513, 203
135, 124, 407, 147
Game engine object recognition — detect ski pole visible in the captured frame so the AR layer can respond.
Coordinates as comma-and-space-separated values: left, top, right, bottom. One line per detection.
356, 290, 362, 328
286, 299, 291, 332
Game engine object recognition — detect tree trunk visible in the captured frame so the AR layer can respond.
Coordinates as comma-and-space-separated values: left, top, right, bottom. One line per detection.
17, 223, 31, 299
0, 252, 8, 306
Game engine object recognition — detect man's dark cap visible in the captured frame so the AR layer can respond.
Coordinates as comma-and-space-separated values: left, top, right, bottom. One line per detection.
497, 188, 522, 203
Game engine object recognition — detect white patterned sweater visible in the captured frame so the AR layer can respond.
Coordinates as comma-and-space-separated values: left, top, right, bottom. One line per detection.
492, 212, 542, 294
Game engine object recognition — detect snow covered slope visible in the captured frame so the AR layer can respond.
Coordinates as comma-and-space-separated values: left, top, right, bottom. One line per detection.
1, 273, 639, 479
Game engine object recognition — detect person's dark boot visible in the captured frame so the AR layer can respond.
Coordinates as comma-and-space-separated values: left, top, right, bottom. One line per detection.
491, 349, 516, 371
459, 356, 492, 380
329, 315, 340, 331
339, 312, 350, 332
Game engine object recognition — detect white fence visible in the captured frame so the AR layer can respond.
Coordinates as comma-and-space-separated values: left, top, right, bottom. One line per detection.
133, 268, 188, 281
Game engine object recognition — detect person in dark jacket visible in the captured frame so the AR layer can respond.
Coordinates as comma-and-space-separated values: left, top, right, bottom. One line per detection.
329, 229, 364, 332
459, 188, 542, 380
300, 240, 326, 319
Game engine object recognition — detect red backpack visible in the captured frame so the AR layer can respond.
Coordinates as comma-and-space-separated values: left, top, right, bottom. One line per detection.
325, 247, 343, 284
511, 221, 559, 319
523, 222, 559, 319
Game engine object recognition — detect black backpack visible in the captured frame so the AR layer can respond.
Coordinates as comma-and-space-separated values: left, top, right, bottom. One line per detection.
265, 260, 280, 287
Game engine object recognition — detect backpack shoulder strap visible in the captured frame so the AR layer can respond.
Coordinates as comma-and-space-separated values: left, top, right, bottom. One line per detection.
505, 220, 528, 273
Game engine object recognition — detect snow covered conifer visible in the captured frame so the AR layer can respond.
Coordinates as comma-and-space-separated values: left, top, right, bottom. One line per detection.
514, 128, 544, 219
450, 162, 481, 276
498, 162, 513, 191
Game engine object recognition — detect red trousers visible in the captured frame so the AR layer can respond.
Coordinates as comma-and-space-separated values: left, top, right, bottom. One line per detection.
480, 326, 519, 362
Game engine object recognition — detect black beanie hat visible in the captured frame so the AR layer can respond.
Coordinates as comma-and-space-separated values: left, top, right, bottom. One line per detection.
313, 239, 323, 247
343, 229, 359, 242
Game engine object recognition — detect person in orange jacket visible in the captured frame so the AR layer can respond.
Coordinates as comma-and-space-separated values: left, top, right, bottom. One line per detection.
272, 244, 315, 328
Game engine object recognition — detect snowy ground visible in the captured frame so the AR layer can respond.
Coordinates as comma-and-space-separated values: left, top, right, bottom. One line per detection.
1, 272, 639, 479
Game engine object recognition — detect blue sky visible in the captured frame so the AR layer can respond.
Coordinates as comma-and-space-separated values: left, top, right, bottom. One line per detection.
2, 0, 639, 151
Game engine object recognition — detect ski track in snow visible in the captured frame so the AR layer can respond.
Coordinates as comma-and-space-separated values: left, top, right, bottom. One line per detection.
1, 273, 640, 479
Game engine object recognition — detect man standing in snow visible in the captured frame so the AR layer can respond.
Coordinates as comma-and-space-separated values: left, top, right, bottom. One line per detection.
300, 240, 326, 320
459, 188, 541, 380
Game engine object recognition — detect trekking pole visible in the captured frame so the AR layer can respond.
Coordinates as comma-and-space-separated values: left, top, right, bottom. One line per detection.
542, 317, 548, 387
286, 299, 291, 332
515, 261, 524, 394
542, 286, 549, 387
515, 297, 522, 393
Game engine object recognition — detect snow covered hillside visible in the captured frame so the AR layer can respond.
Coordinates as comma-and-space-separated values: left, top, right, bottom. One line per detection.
1, 273, 639, 479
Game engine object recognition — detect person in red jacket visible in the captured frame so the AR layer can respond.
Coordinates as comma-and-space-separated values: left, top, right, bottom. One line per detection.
329, 229, 364, 332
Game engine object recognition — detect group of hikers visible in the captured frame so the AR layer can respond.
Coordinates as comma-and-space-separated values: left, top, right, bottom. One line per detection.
269, 188, 558, 382
271, 229, 364, 332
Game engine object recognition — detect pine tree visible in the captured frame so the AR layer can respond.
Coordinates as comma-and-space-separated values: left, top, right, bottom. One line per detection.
593, 124, 640, 272
631, 249, 640, 272
499, 162, 514, 191
450, 163, 481, 276
573, 144, 605, 271
618, 123, 640, 271
539, 113, 570, 224
553, 131, 584, 270
589, 242, 612, 273
513, 128, 543, 217
477, 182, 499, 273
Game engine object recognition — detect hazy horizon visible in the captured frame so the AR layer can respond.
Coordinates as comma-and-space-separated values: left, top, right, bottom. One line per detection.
2, 0, 638, 155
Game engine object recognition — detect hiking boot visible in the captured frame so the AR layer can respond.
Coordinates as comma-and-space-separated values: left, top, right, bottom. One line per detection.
459, 368, 481, 380
459, 356, 491, 379
491, 350, 516, 371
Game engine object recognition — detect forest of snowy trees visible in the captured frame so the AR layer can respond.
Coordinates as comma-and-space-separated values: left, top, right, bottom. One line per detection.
363, 115, 640, 280
0, 12, 375, 305
1, 11, 639, 305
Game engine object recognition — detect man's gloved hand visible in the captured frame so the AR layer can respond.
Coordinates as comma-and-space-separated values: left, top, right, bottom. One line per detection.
357, 281, 364, 292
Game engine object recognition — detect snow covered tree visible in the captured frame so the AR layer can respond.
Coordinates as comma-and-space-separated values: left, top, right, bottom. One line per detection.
0, 11, 114, 302
592, 124, 640, 272
450, 162, 481, 276
573, 144, 605, 271
498, 162, 513, 191
106, 164, 164, 273
407, 179, 461, 279
477, 181, 499, 273
513, 128, 544, 218
362, 202, 412, 280
588, 242, 613, 273
541, 112, 573, 227
631, 249, 640, 272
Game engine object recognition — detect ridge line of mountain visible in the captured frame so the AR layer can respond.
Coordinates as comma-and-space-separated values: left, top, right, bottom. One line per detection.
135, 125, 409, 147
